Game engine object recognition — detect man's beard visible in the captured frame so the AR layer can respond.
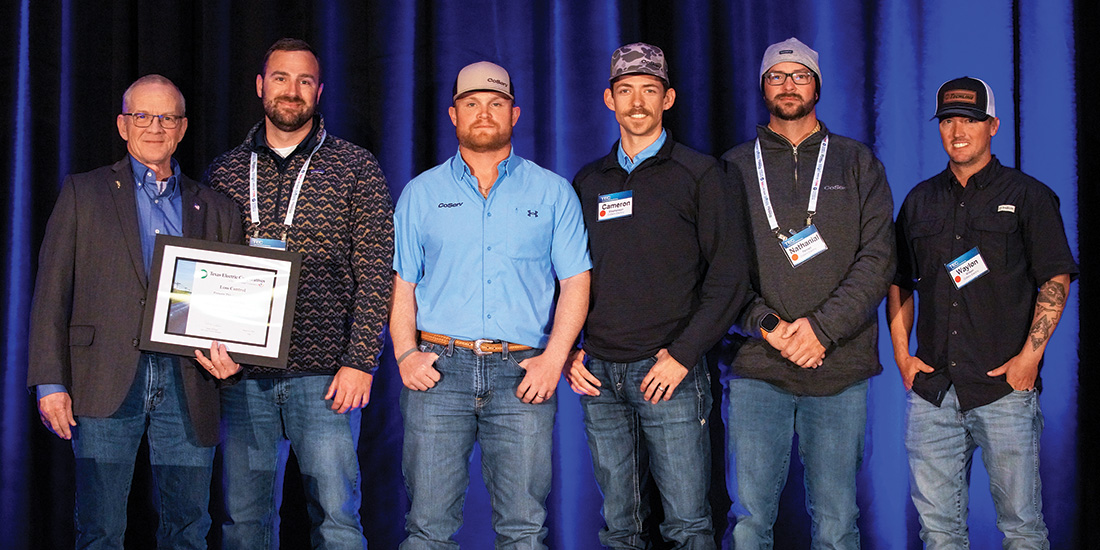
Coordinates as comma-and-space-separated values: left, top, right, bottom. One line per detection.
457, 125, 512, 153
264, 95, 315, 132
767, 94, 816, 121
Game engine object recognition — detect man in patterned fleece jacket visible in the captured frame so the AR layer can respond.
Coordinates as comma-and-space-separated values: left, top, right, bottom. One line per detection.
197, 38, 393, 549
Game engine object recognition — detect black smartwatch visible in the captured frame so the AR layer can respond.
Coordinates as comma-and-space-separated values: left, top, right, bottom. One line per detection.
759, 313, 781, 336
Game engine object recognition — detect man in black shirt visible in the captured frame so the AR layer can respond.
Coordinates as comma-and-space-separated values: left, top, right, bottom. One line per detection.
889, 76, 1077, 548
567, 42, 751, 549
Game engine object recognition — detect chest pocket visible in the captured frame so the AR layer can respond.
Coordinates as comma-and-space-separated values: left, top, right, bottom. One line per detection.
905, 218, 944, 281
908, 218, 945, 240
506, 204, 553, 260
969, 212, 1021, 268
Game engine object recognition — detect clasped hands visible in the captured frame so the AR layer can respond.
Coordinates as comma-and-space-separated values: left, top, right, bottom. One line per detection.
764, 317, 825, 368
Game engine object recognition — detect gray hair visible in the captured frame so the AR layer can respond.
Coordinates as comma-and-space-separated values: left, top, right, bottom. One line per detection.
121, 74, 186, 114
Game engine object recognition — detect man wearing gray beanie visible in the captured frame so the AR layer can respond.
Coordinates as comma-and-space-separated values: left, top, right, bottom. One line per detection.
720, 37, 896, 548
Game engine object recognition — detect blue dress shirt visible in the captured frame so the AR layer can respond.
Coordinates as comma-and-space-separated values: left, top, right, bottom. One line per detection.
129, 155, 184, 275
616, 129, 667, 173
393, 148, 591, 348
38, 156, 183, 399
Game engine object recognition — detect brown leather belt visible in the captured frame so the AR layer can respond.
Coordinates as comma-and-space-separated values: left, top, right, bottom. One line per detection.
418, 331, 533, 356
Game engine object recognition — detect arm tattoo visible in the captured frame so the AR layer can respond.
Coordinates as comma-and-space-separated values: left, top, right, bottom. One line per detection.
1029, 280, 1068, 350
1029, 317, 1055, 350
1037, 280, 1067, 308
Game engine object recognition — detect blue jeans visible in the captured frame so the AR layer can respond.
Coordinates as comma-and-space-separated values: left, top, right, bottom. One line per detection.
400, 343, 555, 549
726, 378, 867, 550
71, 353, 214, 550
580, 355, 714, 550
906, 386, 1048, 549
220, 375, 365, 550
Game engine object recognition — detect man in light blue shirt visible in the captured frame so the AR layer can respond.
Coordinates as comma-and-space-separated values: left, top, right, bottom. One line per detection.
390, 61, 591, 549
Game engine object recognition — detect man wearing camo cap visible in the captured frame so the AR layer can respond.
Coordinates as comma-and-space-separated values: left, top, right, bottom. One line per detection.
567, 42, 752, 549
719, 36, 895, 548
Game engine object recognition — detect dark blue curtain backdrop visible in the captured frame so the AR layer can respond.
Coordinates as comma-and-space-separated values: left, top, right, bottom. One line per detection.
1, 1, 1088, 548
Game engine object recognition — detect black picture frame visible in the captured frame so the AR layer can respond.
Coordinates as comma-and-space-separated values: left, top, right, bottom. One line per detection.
139, 235, 301, 368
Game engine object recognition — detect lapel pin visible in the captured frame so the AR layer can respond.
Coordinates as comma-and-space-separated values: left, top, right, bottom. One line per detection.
115, 180, 121, 189
194, 203, 201, 210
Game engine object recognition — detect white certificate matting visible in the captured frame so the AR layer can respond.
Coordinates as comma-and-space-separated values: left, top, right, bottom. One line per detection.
141, 236, 301, 368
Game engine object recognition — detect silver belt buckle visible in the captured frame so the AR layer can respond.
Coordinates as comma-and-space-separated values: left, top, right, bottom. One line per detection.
471, 338, 494, 356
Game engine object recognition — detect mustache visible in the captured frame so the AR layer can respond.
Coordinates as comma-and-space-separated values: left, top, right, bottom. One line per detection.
274, 96, 305, 105
628, 108, 652, 116
774, 94, 803, 101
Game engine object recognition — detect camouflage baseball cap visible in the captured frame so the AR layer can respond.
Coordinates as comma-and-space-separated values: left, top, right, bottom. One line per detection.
609, 42, 669, 84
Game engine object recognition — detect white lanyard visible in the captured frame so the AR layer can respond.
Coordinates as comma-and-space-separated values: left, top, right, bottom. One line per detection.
754, 134, 829, 240
249, 129, 327, 233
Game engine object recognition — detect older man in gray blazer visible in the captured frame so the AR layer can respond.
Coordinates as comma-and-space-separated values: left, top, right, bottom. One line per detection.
28, 74, 242, 549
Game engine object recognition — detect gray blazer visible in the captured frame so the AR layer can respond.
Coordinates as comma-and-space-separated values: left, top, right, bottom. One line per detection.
28, 158, 244, 446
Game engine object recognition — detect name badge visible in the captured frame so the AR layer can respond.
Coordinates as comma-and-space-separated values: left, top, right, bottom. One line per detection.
781, 224, 828, 267
250, 237, 287, 251
945, 247, 989, 289
598, 190, 633, 221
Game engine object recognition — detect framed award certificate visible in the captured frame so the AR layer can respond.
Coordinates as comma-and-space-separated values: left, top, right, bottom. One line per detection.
139, 235, 301, 368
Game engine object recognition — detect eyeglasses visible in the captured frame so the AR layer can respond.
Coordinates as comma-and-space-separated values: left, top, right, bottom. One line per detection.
122, 112, 185, 128
763, 71, 815, 86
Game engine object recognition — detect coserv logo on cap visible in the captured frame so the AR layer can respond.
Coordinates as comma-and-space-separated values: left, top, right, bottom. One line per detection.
487, 77, 508, 86
944, 90, 977, 104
